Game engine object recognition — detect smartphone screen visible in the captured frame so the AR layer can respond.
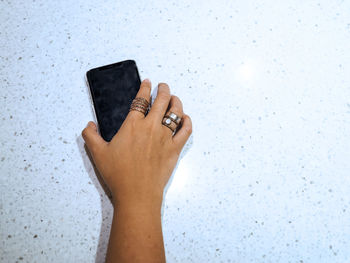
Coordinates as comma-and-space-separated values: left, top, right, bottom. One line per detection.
86, 60, 141, 142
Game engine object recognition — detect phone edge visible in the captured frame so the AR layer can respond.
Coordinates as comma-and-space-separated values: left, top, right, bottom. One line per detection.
84, 72, 101, 136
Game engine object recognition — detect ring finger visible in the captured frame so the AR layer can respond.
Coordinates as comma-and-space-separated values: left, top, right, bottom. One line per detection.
162, 95, 183, 135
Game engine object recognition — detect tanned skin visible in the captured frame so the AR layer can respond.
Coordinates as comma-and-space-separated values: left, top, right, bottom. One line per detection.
82, 79, 192, 263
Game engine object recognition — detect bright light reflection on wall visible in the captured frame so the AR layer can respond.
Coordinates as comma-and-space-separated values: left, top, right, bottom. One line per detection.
167, 161, 191, 193
234, 58, 260, 84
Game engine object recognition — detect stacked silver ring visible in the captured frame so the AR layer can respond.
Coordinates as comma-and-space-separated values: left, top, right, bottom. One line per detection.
162, 112, 182, 133
129, 97, 150, 116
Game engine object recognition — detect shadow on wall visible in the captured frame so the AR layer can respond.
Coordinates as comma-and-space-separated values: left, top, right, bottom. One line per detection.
76, 128, 193, 263
76, 135, 113, 263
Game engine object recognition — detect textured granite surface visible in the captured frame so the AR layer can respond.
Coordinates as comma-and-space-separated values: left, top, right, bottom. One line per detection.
1, 0, 350, 262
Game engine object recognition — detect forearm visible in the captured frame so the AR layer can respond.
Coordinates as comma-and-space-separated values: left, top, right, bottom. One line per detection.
82, 79, 192, 263
105, 202, 166, 263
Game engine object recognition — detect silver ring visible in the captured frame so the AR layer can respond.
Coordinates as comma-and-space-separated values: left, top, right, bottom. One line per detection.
166, 112, 182, 125
162, 117, 175, 133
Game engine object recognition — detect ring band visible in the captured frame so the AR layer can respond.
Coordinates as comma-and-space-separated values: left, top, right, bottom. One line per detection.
132, 97, 149, 104
130, 103, 148, 110
162, 117, 176, 132
129, 106, 147, 115
162, 111, 182, 134
165, 112, 181, 125
129, 97, 150, 115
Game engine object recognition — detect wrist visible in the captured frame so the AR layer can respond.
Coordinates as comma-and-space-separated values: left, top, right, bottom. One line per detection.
115, 202, 162, 221
114, 194, 163, 214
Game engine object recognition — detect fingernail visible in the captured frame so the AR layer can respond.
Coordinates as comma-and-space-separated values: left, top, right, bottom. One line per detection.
143, 78, 150, 83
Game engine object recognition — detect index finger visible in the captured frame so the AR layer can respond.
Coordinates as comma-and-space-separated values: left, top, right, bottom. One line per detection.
127, 79, 152, 120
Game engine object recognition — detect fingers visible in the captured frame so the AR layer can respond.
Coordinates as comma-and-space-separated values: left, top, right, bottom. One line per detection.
162, 95, 183, 135
146, 83, 171, 122
173, 114, 192, 152
127, 79, 152, 119
82, 121, 108, 157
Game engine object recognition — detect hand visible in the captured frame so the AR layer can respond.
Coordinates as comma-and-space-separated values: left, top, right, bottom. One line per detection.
82, 79, 192, 210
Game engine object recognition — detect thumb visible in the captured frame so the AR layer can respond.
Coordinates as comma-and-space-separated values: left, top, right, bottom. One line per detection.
82, 121, 107, 157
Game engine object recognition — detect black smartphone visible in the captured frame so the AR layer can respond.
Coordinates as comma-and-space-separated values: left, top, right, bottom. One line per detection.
86, 60, 141, 142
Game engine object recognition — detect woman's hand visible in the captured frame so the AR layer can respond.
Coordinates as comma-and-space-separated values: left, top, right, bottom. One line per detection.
82, 79, 192, 263
82, 79, 192, 210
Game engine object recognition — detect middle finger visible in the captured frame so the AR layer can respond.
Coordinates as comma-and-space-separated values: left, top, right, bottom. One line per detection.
146, 83, 171, 122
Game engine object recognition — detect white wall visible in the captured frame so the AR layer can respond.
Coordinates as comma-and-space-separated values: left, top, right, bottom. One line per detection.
1, 0, 350, 262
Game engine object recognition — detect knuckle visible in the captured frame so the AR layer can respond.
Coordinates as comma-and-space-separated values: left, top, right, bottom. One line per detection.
172, 108, 181, 116
186, 114, 192, 123
172, 95, 179, 100
172, 95, 182, 104
185, 126, 192, 135
184, 117, 192, 134
81, 128, 89, 138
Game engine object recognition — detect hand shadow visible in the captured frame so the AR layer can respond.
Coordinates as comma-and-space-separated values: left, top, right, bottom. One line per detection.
76, 135, 113, 263
162, 134, 194, 218
150, 85, 195, 212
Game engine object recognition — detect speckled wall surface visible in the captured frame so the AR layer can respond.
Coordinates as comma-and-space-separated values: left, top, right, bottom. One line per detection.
1, 0, 350, 262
